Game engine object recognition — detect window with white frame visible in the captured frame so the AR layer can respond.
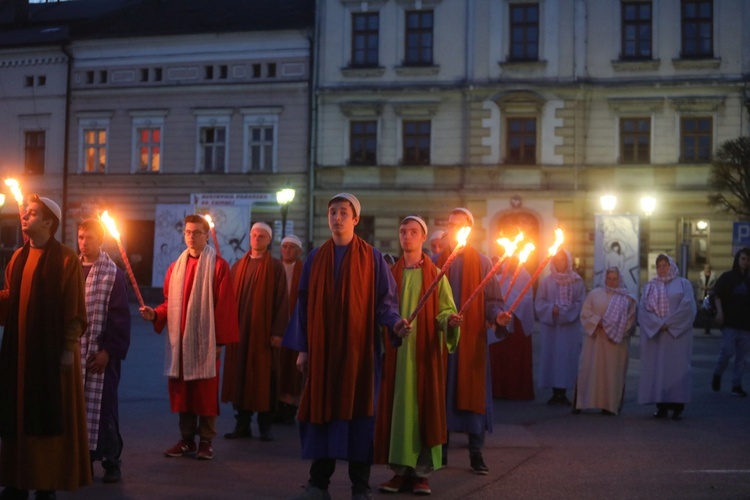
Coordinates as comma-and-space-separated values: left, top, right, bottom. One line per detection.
194, 112, 230, 173
131, 113, 166, 173
78, 113, 112, 173
242, 109, 280, 172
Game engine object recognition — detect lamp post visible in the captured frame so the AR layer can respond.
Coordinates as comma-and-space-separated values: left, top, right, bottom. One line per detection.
276, 187, 295, 239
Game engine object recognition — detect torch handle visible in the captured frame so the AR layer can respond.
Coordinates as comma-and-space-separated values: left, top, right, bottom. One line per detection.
117, 242, 145, 308
507, 255, 551, 315
405, 246, 464, 324
458, 257, 505, 316
210, 228, 222, 260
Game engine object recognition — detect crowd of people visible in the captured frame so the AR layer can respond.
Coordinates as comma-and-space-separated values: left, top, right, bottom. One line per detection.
0, 192, 747, 500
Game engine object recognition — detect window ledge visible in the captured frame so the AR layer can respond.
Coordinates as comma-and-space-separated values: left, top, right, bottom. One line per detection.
394, 65, 440, 77
672, 57, 721, 70
611, 59, 660, 72
341, 66, 386, 78
498, 60, 547, 71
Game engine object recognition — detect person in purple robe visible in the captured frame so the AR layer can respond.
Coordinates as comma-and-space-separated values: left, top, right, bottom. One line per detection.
77, 219, 132, 483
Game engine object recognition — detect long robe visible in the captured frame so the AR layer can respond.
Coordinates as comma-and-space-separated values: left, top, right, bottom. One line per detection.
439, 246, 505, 435
282, 240, 401, 463
278, 259, 303, 406
153, 255, 239, 416
637, 277, 696, 405
0, 243, 90, 491
535, 274, 586, 390
375, 256, 459, 470
81, 263, 131, 459
575, 288, 636, 414
490, 262, 535, 400
221, 252, 288, 412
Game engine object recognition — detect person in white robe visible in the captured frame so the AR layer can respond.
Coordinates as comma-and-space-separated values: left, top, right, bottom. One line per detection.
637, 254, 696, 420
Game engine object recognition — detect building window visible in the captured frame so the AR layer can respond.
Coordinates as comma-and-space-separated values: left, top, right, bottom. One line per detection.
140, 68, 149, 82
83, 128, 108, 173
352, 12, 379, 68
681, 0, 713, 58
199, 127, 227, 173
136, 127, 161, 172
505, 117, 537, 164
621, 2, 652, 59
37, 75, 45, 86
350, 120, 377, 165
252, 64, 262, 78
620, 117, 650, 163
154, 68, 163, 81
509, 3, 539, 62
248, 126, 275, 172
24, 131, 45, 175
86, 71, 95, 84
24, 76, 33, 87
267, 63, 276, 78
404, 10, 433, 66
99, 70, 107, 84
680, 117, 712, 163
402, 120, 430, 166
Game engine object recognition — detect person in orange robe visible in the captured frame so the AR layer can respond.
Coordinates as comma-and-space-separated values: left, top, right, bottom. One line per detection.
139, 215, 239, 461
222, 222, 288, 441
276, 234, 304, 424
0, 195, 90, 499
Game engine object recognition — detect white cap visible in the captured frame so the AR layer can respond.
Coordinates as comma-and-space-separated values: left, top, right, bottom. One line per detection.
251, 222, 273, 239
400, 215, 428, 236
430, 229, 445, 241
38, 197, 62, 223
329, 193, 361, 218
281, 234, 303, 250
451, 207, 474, 227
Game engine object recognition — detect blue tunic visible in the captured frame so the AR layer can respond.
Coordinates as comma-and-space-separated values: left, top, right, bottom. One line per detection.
283, 243, 401, 463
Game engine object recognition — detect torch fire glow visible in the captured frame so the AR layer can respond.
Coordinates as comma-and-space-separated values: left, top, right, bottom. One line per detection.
204, 214, 222, 259
100, 210, 145, 308
458, 232, 523, 315
4, 178, 27, 242
406, 226, 471, 324
503, 242, 536, 302
507, 228, 565, 315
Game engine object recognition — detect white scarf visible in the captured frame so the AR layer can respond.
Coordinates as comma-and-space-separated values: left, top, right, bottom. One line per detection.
80, 251, 117, 450
165, 245, 217, 381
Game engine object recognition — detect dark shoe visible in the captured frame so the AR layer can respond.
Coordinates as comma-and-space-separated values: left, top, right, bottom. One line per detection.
731, 386, 748, 397
0, 487, 29, 500
33, 492, 55, 500
571, 408, 581, 414
164, 438, 197, 457
559, 396, 572, 407
196, 439, 213, 460
293, 487, 332, 500
469, 452, 489, 475
671, 410, 683, 421
653, 408, 668, 419
224, 426, 251, 439
102, 463, 122, 483
712, 374, 721, 392
259, 431, 274, 442
378, 475, 409, 493
601, 409, 616, 416
351, 491, 373, 500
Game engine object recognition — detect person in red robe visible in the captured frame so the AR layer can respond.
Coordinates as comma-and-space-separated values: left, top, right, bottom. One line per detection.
0, 195, 90, 499
221, 222, 288, 441
276, 234, 304, 424
139, 215, 239, 461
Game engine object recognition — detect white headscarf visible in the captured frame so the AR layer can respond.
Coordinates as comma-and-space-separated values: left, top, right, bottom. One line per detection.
644, 255, 679, 318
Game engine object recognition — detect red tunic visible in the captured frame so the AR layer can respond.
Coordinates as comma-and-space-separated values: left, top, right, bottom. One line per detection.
153, 255, 239, 416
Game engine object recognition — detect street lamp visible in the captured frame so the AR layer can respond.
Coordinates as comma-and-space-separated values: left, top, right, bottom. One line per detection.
640, 195, 656, 217
600, 194, 617, 213
276, 187, 295, 239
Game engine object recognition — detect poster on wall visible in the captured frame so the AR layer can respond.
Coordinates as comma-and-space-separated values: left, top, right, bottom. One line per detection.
593, 214, 640, 297
152, 204, 195, 287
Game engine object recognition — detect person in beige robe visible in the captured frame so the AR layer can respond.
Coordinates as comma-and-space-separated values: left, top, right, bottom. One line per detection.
574, 267, 636, 416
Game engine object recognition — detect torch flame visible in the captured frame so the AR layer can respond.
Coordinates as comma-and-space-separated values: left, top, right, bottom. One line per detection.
204, 214, 215, 229
518, 243, 535, 263
496, 231, 524, 257
547, 228, 565, 257
4, 178, 23, 205
99, 210, 121, 241
456, 226, 472, 247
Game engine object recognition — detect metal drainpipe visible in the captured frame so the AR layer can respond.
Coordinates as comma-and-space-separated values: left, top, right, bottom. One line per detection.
307, 0, 323, 252
61, 41, 73, 243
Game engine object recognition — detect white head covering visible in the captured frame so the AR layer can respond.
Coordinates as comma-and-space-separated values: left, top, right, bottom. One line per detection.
251, 222, 273, 239
400, 215, 428, 235
281, 234, 303, 250
451, 207, 474, 227
38, 197, 62, 222
430, 229, 445, 242
329, 193, 361, 218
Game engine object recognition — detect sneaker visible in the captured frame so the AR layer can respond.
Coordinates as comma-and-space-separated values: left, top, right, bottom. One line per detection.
164, 438, 196, 457
712, 374, 721, 392
224, 426, 251, 439
196, 439, 213, 460
469, 452, 489, 475
351, 491, 373, 500
0, 487, 29, 500
292, 486, 331, 500
378, 475, 409, 493
412, 477, 431, 495
731, 386, 748, 397
102, 463, 122, 483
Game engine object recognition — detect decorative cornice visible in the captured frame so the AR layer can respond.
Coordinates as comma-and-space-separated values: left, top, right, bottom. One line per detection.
339, 101, 384, 118
394, 65, 440, 77
341, 66, 386, 78
672, 57, 721, 70
669, 96, 725, 112
607, 97, 664, 112
611, 59, 661, 72
392, 100, 440, 117
0, 56, 67, 68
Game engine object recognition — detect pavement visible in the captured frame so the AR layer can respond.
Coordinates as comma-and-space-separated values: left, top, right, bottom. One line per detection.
41, 302, 750, 499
